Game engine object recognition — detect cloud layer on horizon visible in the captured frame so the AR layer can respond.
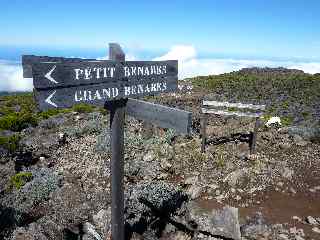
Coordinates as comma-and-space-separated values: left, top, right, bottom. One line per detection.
0, 45, 320, 91
0, 60, 33, 92
153, 45, 320, 79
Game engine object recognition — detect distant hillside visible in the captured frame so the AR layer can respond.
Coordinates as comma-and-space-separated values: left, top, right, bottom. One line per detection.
0, 91, 32, 97
187, 67, 320, 126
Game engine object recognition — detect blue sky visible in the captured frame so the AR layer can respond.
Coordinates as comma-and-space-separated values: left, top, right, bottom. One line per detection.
1, 0, 320, 59
1, 0, 320, 91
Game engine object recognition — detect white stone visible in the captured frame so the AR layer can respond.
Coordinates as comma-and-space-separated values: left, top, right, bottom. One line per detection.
265, 116, 281, 127
295, 235, 304, 240
187, 185, 203, 199
208, 183, 219, 190
306, 216, 318, 225
184, 176, 199, 185
82, 222, 102, 240
292, 216, 302, 222
211, 206, 241, 240
235, 195, 242, 201
312, 227, 320, 234
143, 151, 155, 162
92, 208, 111, 238
282, 167, 294, 180
279, 234, 289, 240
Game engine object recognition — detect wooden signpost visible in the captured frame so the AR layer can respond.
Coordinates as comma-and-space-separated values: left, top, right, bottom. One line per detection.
22, 43, 191, 240
24, 57, 177, 110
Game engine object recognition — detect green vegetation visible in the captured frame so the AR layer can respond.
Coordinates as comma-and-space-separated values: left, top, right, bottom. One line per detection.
37, 108, 71, 120
0, 134, 21, 153
72, 103, 95, 113
0, 113, 38, 131
281, 116, 294, 126
0, 93, 36, 115
14, 169, 61, 211
0, 93, 104, 132
188, 69, 320, 126
0, 93, 38, 131
214, 146, 226, 168
227, 107, 237, 112
301, 111, 310, 119
9, 172, 33, 190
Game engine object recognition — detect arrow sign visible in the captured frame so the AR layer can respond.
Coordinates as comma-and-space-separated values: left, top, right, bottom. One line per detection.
32, 61, 121, 89
45, 65, 58, 84
45, 90, 57, 107
31, 60, 177, 89
34, 77, 177, 110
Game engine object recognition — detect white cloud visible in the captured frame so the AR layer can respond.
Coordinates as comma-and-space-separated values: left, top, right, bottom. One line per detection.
1, 46, 320, 92
0, 60, 33, 91
153, 45, 320, 79
289, 62, 320, 74
153, 45, 196, 61
96, 56, 108, 60
97, 53, 136, 61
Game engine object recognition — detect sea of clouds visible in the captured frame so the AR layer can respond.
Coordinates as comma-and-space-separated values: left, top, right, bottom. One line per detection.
1, 45, 320, 91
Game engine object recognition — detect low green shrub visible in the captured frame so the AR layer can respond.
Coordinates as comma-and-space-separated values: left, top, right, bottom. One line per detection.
301, 111, 310, 119
65, 119, 104, 138
282, 116, 294, 126
14, 168, 61, 211
72, 103, 95, 113
0, 93, 36, 114
0, 113, 37, 131
37, 108, 71, 120
0, 134, 21, 153
9, 172, 33, 190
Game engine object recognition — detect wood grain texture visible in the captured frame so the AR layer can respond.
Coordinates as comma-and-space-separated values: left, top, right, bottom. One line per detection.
109, 43, 125, 61
22, 55, 97, 78
126, 98, 192, 135
203, 100, 266, 110
201, 108, 263, 118
108, 42, 126, 240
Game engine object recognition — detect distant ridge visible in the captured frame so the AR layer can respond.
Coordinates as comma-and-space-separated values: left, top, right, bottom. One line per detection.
237, 67, 305, 75
0, 91, 32, 97
188, 66, 320, 126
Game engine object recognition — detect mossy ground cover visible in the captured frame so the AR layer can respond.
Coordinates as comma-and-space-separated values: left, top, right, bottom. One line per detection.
9, 172, 33, 190
0, 134, 21, 154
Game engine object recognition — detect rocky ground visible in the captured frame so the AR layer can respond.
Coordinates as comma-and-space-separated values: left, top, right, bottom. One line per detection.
1, 82, 320, 239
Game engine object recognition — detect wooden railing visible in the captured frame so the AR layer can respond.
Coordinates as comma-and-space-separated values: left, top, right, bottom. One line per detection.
201, 100, 266, 154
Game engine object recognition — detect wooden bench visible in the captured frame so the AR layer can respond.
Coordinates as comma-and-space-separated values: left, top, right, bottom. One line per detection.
201, 100, 266, 154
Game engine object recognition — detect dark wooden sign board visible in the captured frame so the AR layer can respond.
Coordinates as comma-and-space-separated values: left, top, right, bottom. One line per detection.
127, 98, 191, 135
23, 55, 178, 111
22, 43, 191, 240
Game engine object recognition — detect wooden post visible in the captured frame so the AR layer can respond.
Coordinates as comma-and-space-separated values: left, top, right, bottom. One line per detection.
108, 43, 126, 240
142, 122, 154, 139
201, 114, 208, 153
250, 117, 260, 154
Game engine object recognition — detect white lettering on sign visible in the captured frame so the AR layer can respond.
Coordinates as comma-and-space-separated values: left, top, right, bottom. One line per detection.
124, 65, 168, 77
74, 67, 116, 80
124, 82, 167, 96
75, 69, 84, 80
74, 82, 167, 103
75, 87, 119, 102
74, 65, 169, 80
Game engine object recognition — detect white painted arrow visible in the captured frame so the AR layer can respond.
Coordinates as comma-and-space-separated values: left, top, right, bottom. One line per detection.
45, 90, 58, 108
45, 65, 58, 84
